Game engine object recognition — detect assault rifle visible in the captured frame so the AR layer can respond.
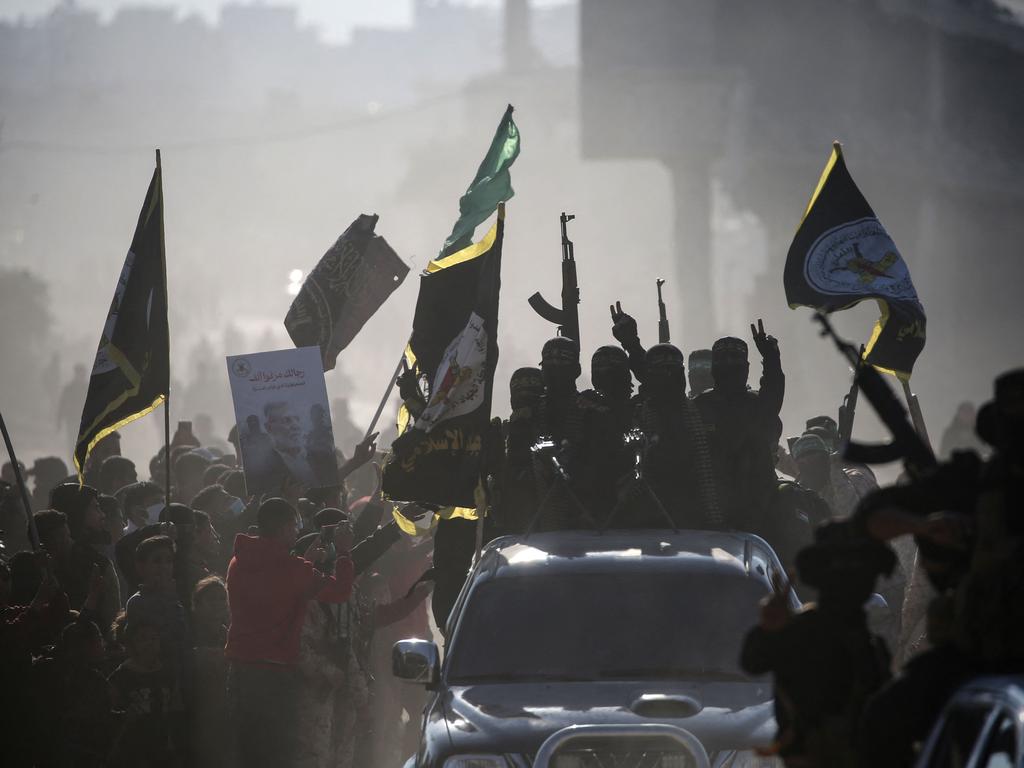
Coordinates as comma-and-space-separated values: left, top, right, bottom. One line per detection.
814, 312, 935, 477
656, 278, 670, 344
529, 213, 581, 345
837, 345, 865, 447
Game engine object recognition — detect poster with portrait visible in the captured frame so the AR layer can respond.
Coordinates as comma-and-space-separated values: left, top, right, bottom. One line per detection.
225, 346, 339, 498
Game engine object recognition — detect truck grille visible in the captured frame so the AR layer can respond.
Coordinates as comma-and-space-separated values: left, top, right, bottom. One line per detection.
525, 750, 695, 768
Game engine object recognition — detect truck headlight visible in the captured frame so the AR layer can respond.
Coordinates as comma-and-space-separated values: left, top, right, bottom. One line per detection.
443, 756, 508, 768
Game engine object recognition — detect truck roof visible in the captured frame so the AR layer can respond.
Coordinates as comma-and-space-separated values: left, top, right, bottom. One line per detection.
472, 529, 785, 583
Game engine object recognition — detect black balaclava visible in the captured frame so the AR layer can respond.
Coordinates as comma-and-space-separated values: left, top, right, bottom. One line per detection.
687, 349, 714, 396
509, 367, 544, 412
711, 336, 749, 395
643, 344, 687, 400
591, 346, 632, 403
539, 337, 581, 399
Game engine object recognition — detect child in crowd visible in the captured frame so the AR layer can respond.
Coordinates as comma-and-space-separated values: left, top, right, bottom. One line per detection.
126, 535, 190, 680
125, 534, 191, 759
191, 576, 233, 768
192, 575, 228, 648
109, 616, 179, 767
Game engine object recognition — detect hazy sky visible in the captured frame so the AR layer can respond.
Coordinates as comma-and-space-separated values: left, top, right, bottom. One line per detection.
0, 0, 568, 44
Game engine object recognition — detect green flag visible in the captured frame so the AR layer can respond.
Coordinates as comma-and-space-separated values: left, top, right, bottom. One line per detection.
438, 104, 520, 258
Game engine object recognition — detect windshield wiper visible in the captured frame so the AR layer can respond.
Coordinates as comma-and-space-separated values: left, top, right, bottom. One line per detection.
597, 668, 751, 682
450, 672, 593, 684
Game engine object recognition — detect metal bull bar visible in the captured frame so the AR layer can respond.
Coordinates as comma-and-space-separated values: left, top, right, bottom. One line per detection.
532, 723, 710, 768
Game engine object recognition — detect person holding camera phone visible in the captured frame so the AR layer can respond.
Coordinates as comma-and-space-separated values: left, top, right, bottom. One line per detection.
225, 496, 355, 768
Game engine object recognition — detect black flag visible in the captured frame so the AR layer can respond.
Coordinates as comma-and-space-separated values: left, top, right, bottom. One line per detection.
382, 206, 504, 507
284, 214, 409, 371
75, 153, 169, 476
785, 142, 926, 379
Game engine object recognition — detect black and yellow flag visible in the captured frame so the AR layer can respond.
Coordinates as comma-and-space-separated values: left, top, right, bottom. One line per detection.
382, 206, 504, 507
785, 142, 926, 379
75, 153, 169, 476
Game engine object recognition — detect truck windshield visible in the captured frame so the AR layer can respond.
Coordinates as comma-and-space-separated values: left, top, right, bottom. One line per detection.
447, 570, 768, 684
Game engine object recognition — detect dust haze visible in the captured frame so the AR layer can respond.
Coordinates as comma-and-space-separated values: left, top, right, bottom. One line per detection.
1, 0, 1022, 469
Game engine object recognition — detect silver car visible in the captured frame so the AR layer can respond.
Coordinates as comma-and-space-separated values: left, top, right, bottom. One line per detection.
394, 529, 795, 768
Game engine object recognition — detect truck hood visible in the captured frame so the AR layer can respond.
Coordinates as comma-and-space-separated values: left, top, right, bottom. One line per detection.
440, 678, 776, 757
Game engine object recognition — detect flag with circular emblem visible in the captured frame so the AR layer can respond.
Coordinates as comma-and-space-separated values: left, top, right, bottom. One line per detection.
785, 142, 926, 380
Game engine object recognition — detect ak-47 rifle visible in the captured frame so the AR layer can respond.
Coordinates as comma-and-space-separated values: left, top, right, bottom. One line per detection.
529, 213, 580, 345
814, 312, 935, 477
837, 345, 865, 447
656, 278, 670, 344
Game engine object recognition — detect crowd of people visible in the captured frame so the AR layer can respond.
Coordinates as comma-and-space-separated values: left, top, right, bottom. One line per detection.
0, 422, 434, 768
0, 294, 1018, 768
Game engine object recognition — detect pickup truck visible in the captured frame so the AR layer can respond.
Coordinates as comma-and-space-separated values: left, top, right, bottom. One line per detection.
394, 529, 795, 768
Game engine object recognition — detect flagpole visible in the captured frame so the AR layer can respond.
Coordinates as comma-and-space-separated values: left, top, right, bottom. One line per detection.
364, 349, 407, 440
0, 409, 39, 550
157, 148, 172, 506
163, 395, 172, 505
901, 379, 933, 451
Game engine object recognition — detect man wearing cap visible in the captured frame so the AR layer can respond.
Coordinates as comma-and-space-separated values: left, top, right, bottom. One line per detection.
741, 520, 895, 767
694, 319, 785, 531
634, 344, 720, 529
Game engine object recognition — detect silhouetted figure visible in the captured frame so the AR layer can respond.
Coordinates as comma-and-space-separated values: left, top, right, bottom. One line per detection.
687, 349, 714, 398
580, 345, 636, 436
635, 344, 719, 528
533, 337, 616, 527
57, 363, 89, 458
856, 369, 1024, 764
494, 367, 545, 534
741, 521, 895, 767
694, 321, 784, 531
28, 456, 69, 513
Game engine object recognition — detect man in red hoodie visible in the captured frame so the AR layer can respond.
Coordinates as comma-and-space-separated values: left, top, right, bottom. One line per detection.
225, 497, 354, 768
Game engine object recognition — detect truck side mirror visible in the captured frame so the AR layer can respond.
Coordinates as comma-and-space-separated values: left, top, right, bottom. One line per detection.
393, 639, 440, 686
